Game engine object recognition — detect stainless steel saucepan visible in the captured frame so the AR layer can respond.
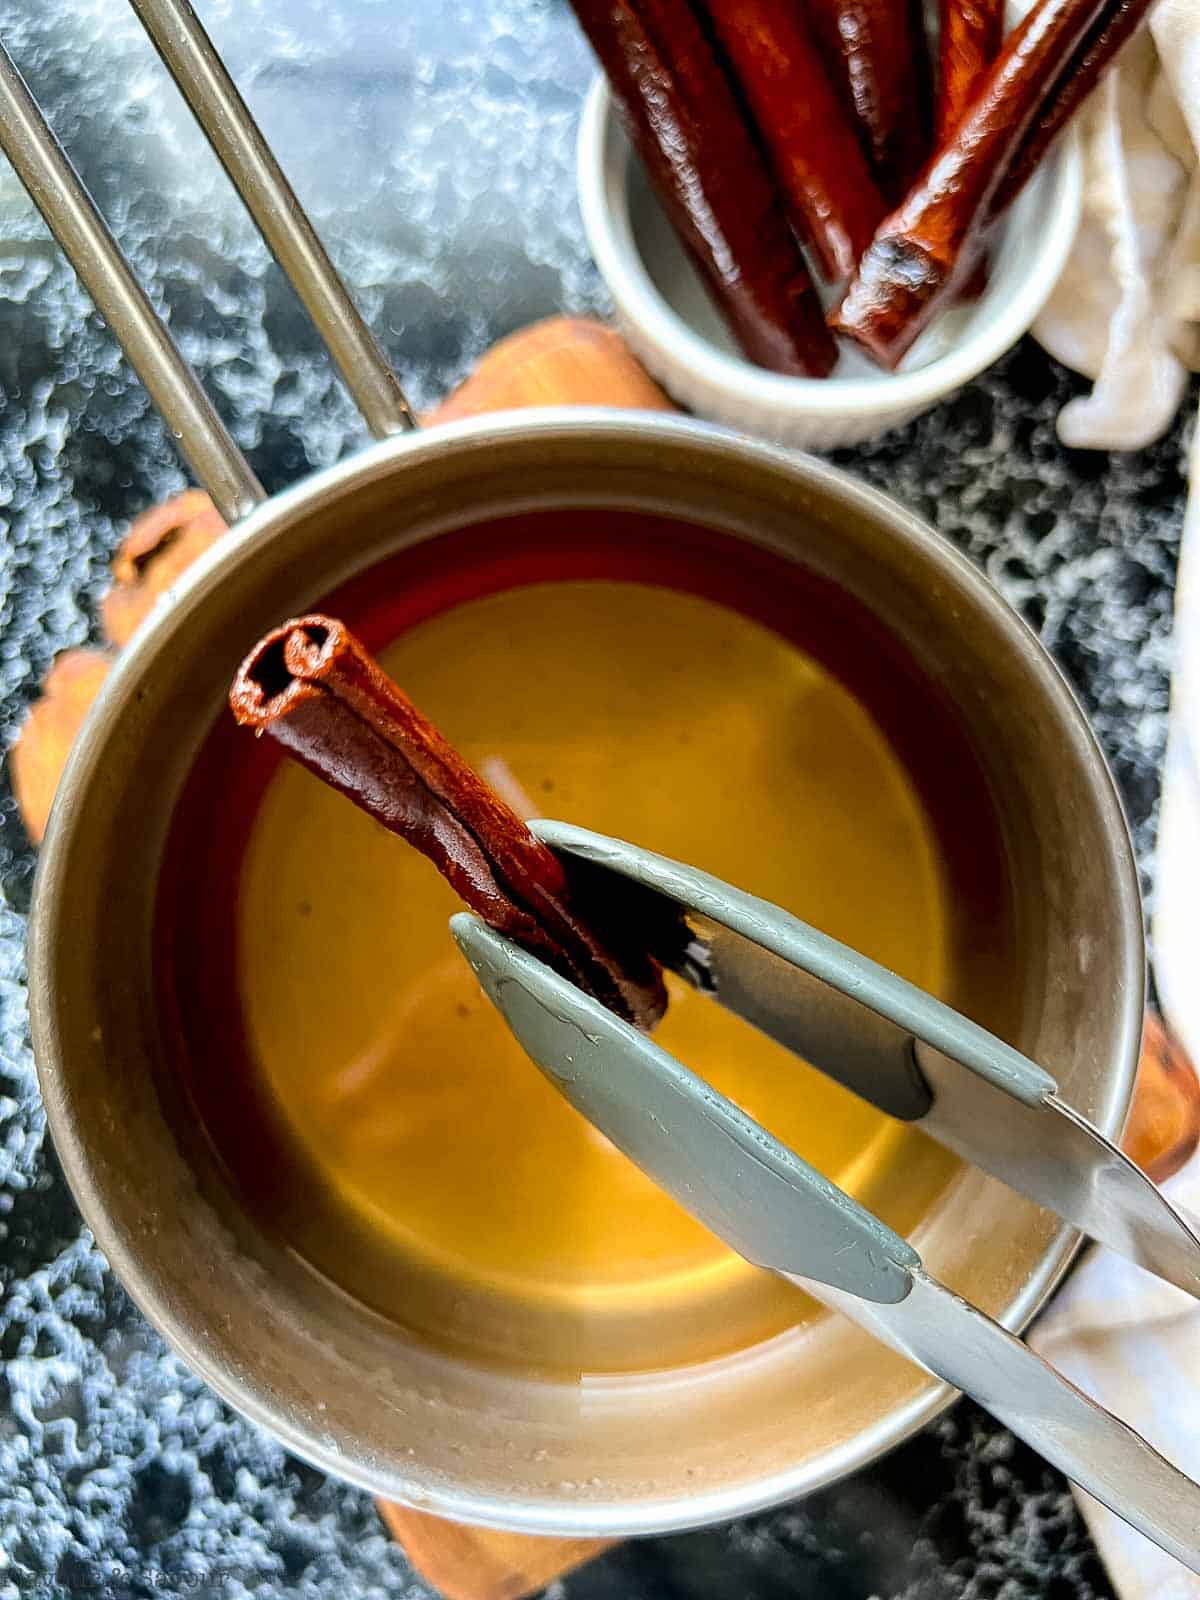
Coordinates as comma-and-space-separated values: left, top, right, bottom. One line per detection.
6, 0, 1143, 1535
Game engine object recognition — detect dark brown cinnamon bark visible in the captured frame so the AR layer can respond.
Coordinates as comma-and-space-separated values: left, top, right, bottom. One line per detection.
938, 0, 1005, 137
570, 0, 836, 376
230, 615, 670, 1029
831, 0, 1115, 366
994, 0, 1155, 209
806, 0, 933, 202
939, 0, 1005, 298
698, 0, 887, 281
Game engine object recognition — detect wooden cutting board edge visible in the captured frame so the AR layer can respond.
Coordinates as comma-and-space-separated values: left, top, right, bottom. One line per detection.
377, 1504, 617, 1600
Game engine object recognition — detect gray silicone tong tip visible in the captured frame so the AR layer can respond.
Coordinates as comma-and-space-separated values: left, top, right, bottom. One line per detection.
450, 911, 918, 1306
450, 911, 1200, 1577
528, 822, 1200, 1303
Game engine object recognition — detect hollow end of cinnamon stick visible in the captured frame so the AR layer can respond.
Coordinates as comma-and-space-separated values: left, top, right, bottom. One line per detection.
281, 616, 345, 681
229, 615, 340, 727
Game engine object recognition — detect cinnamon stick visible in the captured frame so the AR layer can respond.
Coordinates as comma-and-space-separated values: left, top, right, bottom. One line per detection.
938, 0, 1005, 139
939, 0, 1005, 299
229, 615, 671, 1030
805, 0, 933, 202
830, 0, 1115, 366
569, 0, 836, 376
993, 0, 1155, 210
698, 0, 887, 282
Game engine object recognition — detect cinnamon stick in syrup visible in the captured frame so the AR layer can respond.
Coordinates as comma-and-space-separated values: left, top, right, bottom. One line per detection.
229, 615, 670, 1030
568, 0, 836, 376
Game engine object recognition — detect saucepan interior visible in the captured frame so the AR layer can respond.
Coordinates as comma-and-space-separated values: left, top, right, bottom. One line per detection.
29, 410, 1142, 1535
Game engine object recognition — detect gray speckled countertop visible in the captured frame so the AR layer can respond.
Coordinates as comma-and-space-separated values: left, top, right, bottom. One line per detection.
0, 1, 1188, 1595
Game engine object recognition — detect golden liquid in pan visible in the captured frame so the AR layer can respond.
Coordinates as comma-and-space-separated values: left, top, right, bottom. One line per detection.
236, 581, 959, 1372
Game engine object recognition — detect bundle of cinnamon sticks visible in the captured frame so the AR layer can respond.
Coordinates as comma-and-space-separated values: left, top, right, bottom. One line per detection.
573, 0, 1159, 372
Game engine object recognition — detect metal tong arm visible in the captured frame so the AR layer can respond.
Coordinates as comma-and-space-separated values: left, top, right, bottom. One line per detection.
452, 913, 918, 1305
533, 823, 1200, 1302
532, 820, 1056, 1113
451, 913, 1200, 1575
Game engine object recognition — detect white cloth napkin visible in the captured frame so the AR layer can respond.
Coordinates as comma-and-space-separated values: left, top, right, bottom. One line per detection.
1028, 13, 1200, 1593
1034, 10, 1200, 450
1029, 1160, 1200, 1598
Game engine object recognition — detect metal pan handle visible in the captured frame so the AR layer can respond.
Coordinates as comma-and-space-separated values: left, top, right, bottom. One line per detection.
127, 0, 416, 442
0, 0, 416, 525
0, 41, 265, 525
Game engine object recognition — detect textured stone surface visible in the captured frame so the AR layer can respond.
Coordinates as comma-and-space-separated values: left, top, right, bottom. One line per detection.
0, 0, 1189, 1594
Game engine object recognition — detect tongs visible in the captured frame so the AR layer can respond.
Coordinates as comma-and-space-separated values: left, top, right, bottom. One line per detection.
451, 822, 1200, 1573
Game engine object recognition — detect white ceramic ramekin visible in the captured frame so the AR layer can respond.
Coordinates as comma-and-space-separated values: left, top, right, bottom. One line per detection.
577, 78, 1082, 449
